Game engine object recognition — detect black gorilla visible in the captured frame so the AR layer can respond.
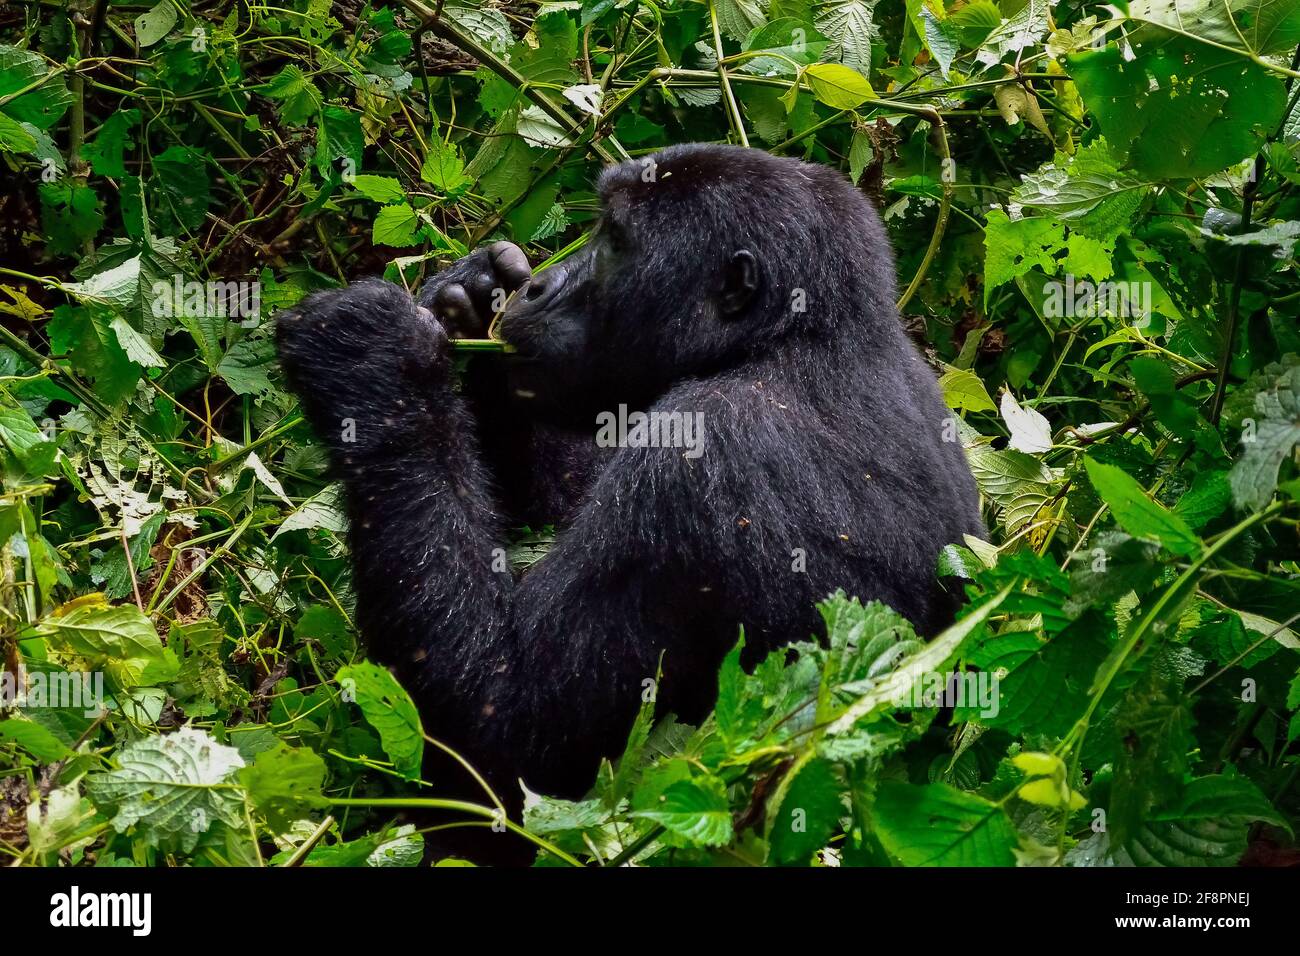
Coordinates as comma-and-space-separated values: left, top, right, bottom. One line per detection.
276, 143, 983, 804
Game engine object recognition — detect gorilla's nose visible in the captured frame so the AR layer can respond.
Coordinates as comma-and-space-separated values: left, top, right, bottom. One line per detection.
522, 275, 548, 301
521, 267, 561, 305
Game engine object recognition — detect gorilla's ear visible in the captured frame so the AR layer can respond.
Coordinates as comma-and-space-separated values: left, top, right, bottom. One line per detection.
720, 249, 760, 318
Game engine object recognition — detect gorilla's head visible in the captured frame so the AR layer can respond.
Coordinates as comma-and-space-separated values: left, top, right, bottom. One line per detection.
496, 143, 896, 404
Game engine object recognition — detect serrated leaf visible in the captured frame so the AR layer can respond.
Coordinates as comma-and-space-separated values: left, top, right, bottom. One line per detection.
86, 728, 246, 853
633, 776, 733, 846
272, 483, 346, 539
238, 742, 328, 831
350, 174, 406, 204
372, 203, 421, 247
1069, 37, 1286, 179
815, 0, 877, 74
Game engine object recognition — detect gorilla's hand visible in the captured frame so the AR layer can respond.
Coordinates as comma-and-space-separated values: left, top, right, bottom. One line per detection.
276, 279, 450, 454
418, 241, 531, 338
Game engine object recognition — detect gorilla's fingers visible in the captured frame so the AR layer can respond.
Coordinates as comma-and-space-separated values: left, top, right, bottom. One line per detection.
432, 282, 480, 337
488, 241, 531, 291
465, 269, 499, 320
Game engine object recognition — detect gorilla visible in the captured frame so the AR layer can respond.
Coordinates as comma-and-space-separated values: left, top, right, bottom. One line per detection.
276, 143, 983, 808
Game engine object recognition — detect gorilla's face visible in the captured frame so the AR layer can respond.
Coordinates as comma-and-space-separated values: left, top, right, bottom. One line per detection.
496, 145, 769, 404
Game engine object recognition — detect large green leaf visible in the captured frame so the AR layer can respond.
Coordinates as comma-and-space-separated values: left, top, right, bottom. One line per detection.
633, 775, 734, 846
0, 45, 73, 131
1121, 0, 1300, 58
238, 742, 329, 831
1069, 37, 1286, 179
1012, 139, 1150, 241
767, 757, 842, 864
37, 599, 180, 690
1084, 457, 1201, 556
873, 781, 1017, 866
336, 662, 424, 780
86, 727, 246, 853
1126, 775, 1290, 865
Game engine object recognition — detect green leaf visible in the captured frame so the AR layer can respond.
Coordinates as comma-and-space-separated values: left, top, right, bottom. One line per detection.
974, 616, 1113, 735
983, 209, 1065, 304
39, 181, 103, 256
1121, 0, 1300, 58
37, 598, 180, 690
1069, 37, 1286, 179
135, 1, 179, 47
336, 662, 424, 780
1108, 656, 1198, 846
372, 203, 421, 247
715, 0, 769, 42
826, 586, 1009, 733
0, 387, 56, 474
0, 46, 73, 131
966, 441, 1057, 534
314, 105, 363, 177
804, 62, 874, 109
1012, 139, 1149, 241
82, 109, 141, 178
975, 0, 1050, 66
767, 757, 842, 864
740, 18, 828, 76
919, 6, 960, 78
814, 0, 877, 74
419, 139, 472, 194
1126, 774, 1290, 865
350, 174, 406, 204
86, 727, 246, 853
873, 781, 1017, 866
633, 776, 734, 846
217, 337, 276, 396
0, 716, 72, 762
1084, 457, 1200, 556
238, 742, 329, 831
367, 825, 425, 866
260, 65, 323, 125
272, 483, 346, 539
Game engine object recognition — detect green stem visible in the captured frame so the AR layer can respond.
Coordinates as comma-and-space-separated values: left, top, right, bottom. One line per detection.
326, 797, 583, 866
708, 1, 748, 147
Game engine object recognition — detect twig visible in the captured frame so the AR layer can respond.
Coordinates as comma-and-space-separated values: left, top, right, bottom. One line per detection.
284, 815, 335, 867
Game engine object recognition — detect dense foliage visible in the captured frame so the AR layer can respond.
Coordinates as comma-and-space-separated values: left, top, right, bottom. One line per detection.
0, 0, 1298, 867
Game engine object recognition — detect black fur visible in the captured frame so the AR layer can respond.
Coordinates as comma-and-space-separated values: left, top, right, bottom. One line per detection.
276, 143, 983, 807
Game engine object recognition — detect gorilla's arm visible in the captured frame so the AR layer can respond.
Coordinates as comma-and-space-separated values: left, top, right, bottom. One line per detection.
276, 277, 509, 674
276, 276, 667, 794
